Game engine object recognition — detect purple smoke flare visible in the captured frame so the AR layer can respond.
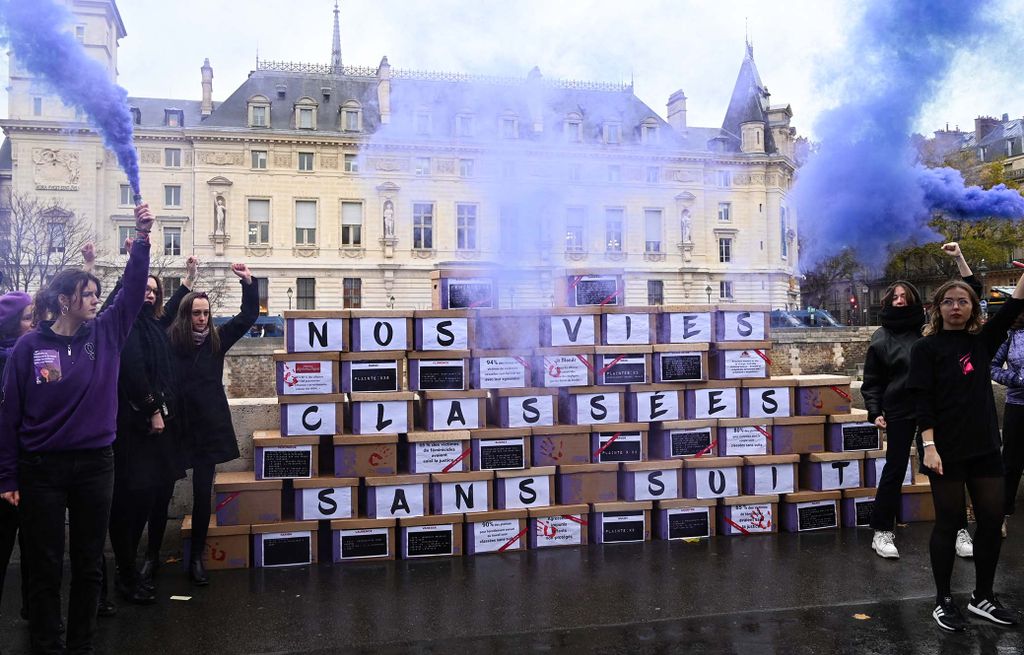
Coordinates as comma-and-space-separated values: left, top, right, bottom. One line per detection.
0, 0, 140, 194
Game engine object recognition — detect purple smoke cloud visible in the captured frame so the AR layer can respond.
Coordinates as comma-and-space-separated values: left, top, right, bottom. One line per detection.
0, 0, 140, 193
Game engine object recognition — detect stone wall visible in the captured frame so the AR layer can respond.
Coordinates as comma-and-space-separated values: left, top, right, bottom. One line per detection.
223, 337, 280, 398
768, 327, 876, 378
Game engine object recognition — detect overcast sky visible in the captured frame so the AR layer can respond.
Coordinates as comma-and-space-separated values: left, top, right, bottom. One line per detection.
2, 0, 1022, 139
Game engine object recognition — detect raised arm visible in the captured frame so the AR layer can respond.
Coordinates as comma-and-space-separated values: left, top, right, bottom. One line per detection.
216, 263, 260, 352
96, 204, 152, 344
979, 272, 1024, 355
159, 256, 198, 329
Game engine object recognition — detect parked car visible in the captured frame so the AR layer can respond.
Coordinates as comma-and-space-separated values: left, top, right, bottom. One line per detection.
770, 309, 843, 328
212, 314, 285, 338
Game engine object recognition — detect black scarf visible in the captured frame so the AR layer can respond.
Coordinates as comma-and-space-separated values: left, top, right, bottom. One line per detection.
135, 304, 175, 402
878, 303, 926, 333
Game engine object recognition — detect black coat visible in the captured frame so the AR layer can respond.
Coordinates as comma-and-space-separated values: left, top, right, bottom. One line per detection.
173, 279, 260, 467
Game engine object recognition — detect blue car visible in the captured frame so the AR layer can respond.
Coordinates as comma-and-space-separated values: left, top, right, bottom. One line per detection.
212, 315, 285, 338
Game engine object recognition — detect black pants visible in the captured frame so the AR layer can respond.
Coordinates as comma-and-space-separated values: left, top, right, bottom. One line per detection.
870, 418, 916, 531
108, 477, 152, 585
146, 482, 175, 559
18, 446, 114, 655
1003, 403, 1024, 515
190, 462, 216, 561
0, 500, 29, 616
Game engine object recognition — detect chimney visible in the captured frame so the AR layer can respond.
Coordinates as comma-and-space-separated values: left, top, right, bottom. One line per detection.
667, 90, 687, 133
975, 115, 1000, 142
377, 56, 391, 125
526, 66, 544, 134
200, 58, 214, 117
1003, 113, 1010, 122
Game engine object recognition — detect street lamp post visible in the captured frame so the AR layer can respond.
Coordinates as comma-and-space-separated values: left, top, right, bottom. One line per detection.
386, 295, 395, 309
286, 287, 293, 310
705, 284, 712, 304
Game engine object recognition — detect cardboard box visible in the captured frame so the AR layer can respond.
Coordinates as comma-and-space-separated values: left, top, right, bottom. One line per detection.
528, 504, 590, 548
213, 471, 282, 526
684, 380, 741, 420
590, 501, 652, 544
780, 490, 841, 532
652, 344, 709, 384
278, 393, 345, 437
534, 346, 596, 388
655, 498, 717, 540
594, 346, 651, 386
801, 451, 866, 491
430, 471, 494, 515
682, 456, 743, 499
331, 517, 396, 562
559, 385, 626, 425
405, 430, 472, 474
340, 351, 407, 394
333, 434, 399, 477
841, 487, 877, 528
470, 349, 534, 390
713, 306, 770, 343
470, 427, 531, 471
541, 307, 601, 348
530, 424, 592, 466
740, 378, 796, 419
413, 309, 474, 351
398, 514, 464, 558
274, 351, 341, 396
417, 390, 488, 431
430, 270, 494, 310
717, 418, 774, 456
619, 460, 683, 502
557, 271, 624, 308
252, 433, 319, 480
494, 467, 557, 510
864, 449, 915, 487
656, 305, 715, 345
600, 306, 657, 345
898, 482, 935, 522
773, 375, 853, 416
626, 384, 685, 423
709, 342, 772, 380
251, 520, 318, 568
557, 463, 619, 504
348, 391, 414, 435
472, 309, 540, 350
649, 419, 717, 459
181, 515, 250, 570
488, 387, 559, 429
741, 454, 800, 495
590, 423, 648, 464
349, 310, 412, 352
364, 474, 430, 519
293, 477, 359, 521
718, 494, 779, 535
284, 310, 349, 354
771, 416, 826, 455
406, 350, 469, 392
464, 509, 529, 555
826, 414, 881, 452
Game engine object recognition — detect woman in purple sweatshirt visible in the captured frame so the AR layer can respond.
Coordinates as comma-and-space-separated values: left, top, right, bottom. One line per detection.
990, 311, 1024, 537
0, 204, 153, 654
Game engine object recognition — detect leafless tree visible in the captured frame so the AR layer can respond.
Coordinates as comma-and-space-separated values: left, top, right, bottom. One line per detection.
0, 191, 94, 292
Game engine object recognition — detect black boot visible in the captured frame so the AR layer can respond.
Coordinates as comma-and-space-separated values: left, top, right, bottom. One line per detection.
188, 558, 209, 586
115, 567, 156, 605
138, 554, 159, 592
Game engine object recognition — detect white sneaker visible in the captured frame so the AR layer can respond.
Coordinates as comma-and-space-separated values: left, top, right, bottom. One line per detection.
872, 530, 899, 559
956, 529, 974, 558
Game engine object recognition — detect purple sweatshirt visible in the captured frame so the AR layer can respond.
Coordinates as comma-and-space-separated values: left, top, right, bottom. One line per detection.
0, 238, 150, 493
991, 329, 1024, 405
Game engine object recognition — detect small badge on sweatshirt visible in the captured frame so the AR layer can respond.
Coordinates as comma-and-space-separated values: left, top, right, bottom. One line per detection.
33, 349, 62, 384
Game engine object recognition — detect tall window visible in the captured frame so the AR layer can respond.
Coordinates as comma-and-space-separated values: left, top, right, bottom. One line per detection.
163, 227, 181, 256
413, 202, 433, 249
164, 148, 181, 167
501, 116, 518, 139
295, 200, 317, 245
646, 166, 659, 184
163, 277, 181, 294
565, 115, 582, 143
248, 199, 270, 245
720, 281, 734, 299
456, 204, 477, 250
456, 115, 474, 137
251, 104, 268, 127
343, 278, 362, 308
298, 107, 315, 129
642, 124, 659, 144
164, 185, 181, 208
298, 152, 314, 172
719, 238, 732, 263
32, 97, 42, 116
647, 280, 664, 305
603, 122, 621, 144
344, 154, 359, 173
565, 207, 585, 252
341, 201, 362, 247
342, 102, 361, 132
296, 278, 315, 310
644, 209, 662, 253
459, 159, 474, 178
48, 223, 66, 253
254, 277, 269, 315
717, 171, 732, 187
415, 157, 430, 176
119, 184, 132, 206
605, 208, 624, 252
717, 202, 731, 221
118, 226, 133, 255
251, 150, 268, 169
780, 207, 789, 258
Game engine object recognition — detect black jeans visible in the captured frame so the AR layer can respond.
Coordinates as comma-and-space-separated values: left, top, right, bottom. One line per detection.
1003, 402, 1024, 515
870, 418, 916, 531
190, 462, 216, 561
18, 447, 114, 655
0, 499, 29, 616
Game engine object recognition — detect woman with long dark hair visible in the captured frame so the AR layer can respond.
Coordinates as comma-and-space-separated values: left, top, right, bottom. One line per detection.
910, 272, 1024, 631
0, 204, 152, 653
168, 263, 258, 585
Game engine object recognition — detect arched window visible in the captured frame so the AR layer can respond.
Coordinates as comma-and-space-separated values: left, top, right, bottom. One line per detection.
248, 95, 270, 128
341, 100, 362, 132
294, 96, 318, 130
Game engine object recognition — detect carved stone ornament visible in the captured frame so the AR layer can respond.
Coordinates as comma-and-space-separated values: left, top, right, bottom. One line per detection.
372, 157, 406, 172
274, 153, 293, 167
436, 159, 455, 175
340, 247, 365, 258
669, 169, 698, 183
564, 250, 588, 262
141, 149, 161, 165
245, 245, 273, 257
293, 246, 319, 258
643, 252, 667, 262
198, 151, 244, 166
33, 148, 81, 191
321, 155, 339, 169
410, 248, 435, 259
455, 249, 480, 260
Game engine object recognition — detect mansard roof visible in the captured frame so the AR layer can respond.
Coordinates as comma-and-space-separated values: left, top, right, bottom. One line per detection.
719, 45, 777, 154
124, 97, 212, 130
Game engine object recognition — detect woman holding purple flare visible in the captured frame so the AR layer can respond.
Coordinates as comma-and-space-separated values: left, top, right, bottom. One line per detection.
0, 204, 152, 653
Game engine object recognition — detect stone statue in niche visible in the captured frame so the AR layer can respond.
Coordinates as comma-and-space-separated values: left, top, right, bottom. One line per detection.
214, 195, 227, 235
680, 209, 692, 243
382, 198, 395, 238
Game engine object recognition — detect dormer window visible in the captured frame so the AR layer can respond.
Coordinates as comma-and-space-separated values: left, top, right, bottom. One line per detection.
603, 122, 621, 144
248, 95, 270, 128
294, 97, 318, 130
564, 113, 582, 143
129, 107, 141, 125
415, 110, 432, 136
164, 109, 184, 127
340, 100, 362, 132
456, 114, 474, 137
641, 118, 659, 145
500, 112, 519, 139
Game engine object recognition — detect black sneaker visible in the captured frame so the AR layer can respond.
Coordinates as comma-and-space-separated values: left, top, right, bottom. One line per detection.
933, 596, 968, 632
968, 594, 1020, 625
